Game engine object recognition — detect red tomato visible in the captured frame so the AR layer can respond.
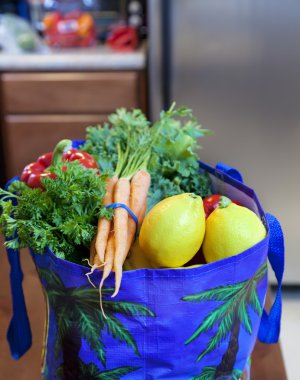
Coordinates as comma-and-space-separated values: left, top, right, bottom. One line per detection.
203, 194, 241, 218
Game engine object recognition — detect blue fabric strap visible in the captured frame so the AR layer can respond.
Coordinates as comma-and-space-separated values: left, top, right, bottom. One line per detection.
5, 244, 32, 359
2, 177, 32, 359
216, 162, 244, 183
258, 213, 284, 343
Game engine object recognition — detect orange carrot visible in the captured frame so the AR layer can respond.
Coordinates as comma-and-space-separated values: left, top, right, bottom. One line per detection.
85, 236, 106, 288
138, 202, 147, 228
130, 170, 151, 214
95, 175, 118, 263
111, 177, 131, 297
85, 235, 106, 288
112, 171, 150, 297
99, 230, 115, 318
125, 170, 151, 253
125, 201, 147, 259
92, 248, 101, 266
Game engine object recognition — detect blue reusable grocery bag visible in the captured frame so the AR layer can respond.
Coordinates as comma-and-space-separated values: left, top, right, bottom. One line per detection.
3, 161, 284, 380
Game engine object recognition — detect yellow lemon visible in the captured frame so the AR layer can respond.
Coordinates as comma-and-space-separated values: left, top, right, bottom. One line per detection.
203, 197, 267, 263
139, 193, 206, 268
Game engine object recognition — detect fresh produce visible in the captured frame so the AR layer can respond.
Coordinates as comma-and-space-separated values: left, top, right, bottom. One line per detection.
111, 177, 132, 296
85, 105, 211, 297
202, 196, 266, 263
125, 170, 151, 254
124, 239, 203, 270
62, 147, 99, 169
81, 104, 213, 212
20, 152, 55, 189
0, 101, 271, 319
94, 176, 118, 264
107, 25, 138, 52
43, 11, 96, 48
0, 160, 110, 262
0, 105, 212, 299
21, 139, 98, 189
203, 194, 241, 218
92, 110, 153, 296
111, 170, 151, 296
139, 193, 206, 268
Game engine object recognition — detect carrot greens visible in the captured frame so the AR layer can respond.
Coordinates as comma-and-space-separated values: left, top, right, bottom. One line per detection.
82, 104, 213, 212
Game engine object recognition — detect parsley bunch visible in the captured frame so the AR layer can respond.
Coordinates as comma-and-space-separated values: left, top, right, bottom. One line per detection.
0, 162, 111, 263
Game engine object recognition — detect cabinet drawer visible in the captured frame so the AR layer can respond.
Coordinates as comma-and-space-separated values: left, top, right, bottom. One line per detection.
3, 114, 106, 178
2, 72, 139, 114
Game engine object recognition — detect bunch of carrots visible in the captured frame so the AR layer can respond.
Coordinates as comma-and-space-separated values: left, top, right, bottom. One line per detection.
86, 104, 196, 314
90, 169, 150, 297
88, 111, 158, 313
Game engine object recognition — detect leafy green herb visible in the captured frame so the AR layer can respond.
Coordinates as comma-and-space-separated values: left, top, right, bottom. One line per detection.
83, 108, 151, 178
0, 161, 111, 263
82, 104, 213, 211
147, 104, 213, 210
82, 123, 120, 175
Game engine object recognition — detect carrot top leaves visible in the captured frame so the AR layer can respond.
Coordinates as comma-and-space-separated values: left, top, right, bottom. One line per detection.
83, 108, 150, 177
83, 104, 213, 211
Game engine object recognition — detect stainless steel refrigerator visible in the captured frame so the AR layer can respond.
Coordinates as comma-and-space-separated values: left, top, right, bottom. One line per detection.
148, 0, 300, 284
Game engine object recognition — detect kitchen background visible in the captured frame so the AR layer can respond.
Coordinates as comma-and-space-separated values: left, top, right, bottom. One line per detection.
0, 0, 299, 379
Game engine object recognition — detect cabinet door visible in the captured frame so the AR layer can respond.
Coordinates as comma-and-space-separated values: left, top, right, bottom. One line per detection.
2, 72, 141, 114
3, 114, 106, 178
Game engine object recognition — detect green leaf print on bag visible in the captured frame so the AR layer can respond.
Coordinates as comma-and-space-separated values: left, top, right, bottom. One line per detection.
37, 268, 155, 379
56, 359, 140, 380
190, 367, 243, 380
182, 261, 267, 379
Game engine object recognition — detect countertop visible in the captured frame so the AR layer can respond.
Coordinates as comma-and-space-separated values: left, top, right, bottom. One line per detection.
0, 43, 146, 71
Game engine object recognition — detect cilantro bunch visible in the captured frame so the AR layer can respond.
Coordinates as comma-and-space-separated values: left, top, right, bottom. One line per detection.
0, 162, 111, 263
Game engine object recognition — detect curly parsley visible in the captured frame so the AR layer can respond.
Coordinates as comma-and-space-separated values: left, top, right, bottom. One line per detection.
0, 162, 111, 263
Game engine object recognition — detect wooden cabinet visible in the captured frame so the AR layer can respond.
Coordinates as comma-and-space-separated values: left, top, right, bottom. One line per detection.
0, 70, 146, 180
4, 114, 107, 176
2, 72, 140, 114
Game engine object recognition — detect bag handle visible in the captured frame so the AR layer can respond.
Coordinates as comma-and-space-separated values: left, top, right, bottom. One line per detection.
1, 144, 84, 358
216, 162, 244, 182
2, 177, 32, 359
216, 162, 284, 343
258, 212, 284, 343
5, 244, 32, 359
